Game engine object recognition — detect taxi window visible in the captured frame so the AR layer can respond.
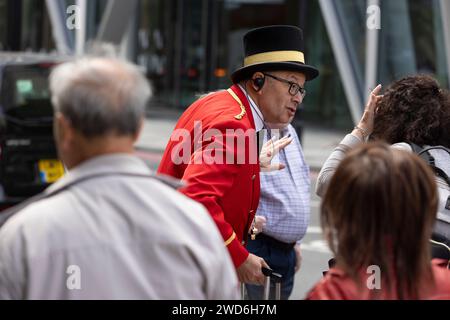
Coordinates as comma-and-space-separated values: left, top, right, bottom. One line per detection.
15, 75, 50, 107
1, 65, 53, 120
2, 65, 52, 110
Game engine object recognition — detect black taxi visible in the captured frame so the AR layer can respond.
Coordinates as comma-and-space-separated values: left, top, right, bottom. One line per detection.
0, 53, 67, 211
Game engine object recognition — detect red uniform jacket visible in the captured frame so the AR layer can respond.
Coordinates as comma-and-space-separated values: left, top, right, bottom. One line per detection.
158, 85, 260, 268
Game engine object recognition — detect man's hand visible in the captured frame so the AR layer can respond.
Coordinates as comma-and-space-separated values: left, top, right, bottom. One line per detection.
294, 244, 302, 273
237, 253, 269, 285
259, 135, 293, 172
253, 215, 266, 235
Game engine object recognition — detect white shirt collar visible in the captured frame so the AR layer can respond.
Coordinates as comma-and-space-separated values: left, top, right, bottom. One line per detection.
238, 84, 265, 132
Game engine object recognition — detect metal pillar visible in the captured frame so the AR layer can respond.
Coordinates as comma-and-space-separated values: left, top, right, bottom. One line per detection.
75, 0, 87, 55
439, 0, 450, 87
45, 0, 74, 54
318, 0, 364, 124
365, 0, 380, 98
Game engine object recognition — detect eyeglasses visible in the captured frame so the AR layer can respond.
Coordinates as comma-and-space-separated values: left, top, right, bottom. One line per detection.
263, 73, 306, 98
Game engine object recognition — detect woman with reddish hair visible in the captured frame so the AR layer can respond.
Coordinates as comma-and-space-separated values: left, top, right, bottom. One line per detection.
308, 142, 450, 299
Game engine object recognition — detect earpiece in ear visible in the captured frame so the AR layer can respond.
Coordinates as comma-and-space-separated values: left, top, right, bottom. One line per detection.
253, 76, 265, 91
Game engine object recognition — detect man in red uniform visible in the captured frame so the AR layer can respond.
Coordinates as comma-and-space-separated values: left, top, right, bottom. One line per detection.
158, 25, 319, 284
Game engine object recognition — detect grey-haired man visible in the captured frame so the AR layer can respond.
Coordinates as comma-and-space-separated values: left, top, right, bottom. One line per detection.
0, 57, 238, 299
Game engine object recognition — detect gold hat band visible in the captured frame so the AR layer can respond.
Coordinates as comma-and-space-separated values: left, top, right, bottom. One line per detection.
244, 50, 305, 66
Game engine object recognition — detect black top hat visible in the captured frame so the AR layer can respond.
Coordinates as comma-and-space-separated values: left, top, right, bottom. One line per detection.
231, 25, 319, 83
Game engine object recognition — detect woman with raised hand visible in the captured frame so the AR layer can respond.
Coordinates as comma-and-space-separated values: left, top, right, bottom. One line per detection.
316, 75, 450, 258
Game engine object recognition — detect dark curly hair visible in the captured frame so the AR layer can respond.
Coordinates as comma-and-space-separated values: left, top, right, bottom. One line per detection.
371, 75, 450, 148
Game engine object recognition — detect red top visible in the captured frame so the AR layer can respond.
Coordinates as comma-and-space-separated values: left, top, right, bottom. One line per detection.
306, 259, 450, 300
158, 85, 260, 268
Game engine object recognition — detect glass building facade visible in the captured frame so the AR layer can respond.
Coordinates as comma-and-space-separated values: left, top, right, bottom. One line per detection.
136, 0, 352, 128
378, 0, 448, 87
0, 0, 449, 130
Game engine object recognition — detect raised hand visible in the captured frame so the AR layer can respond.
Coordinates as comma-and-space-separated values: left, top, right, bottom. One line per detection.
259, 135, 293, 172
353, 84, 383, 140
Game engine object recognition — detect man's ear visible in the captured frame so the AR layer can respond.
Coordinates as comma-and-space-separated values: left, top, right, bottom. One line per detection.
54, 112, 74, 151
251, 72, 265, 94
132, 117, 144, 143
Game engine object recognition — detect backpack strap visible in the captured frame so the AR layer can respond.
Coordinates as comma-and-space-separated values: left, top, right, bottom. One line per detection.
407, 142, 450, 188
408, 142, 435, 165
430, 238, 450, 268
408, 142, 425, 155
421, 147, 450, 190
